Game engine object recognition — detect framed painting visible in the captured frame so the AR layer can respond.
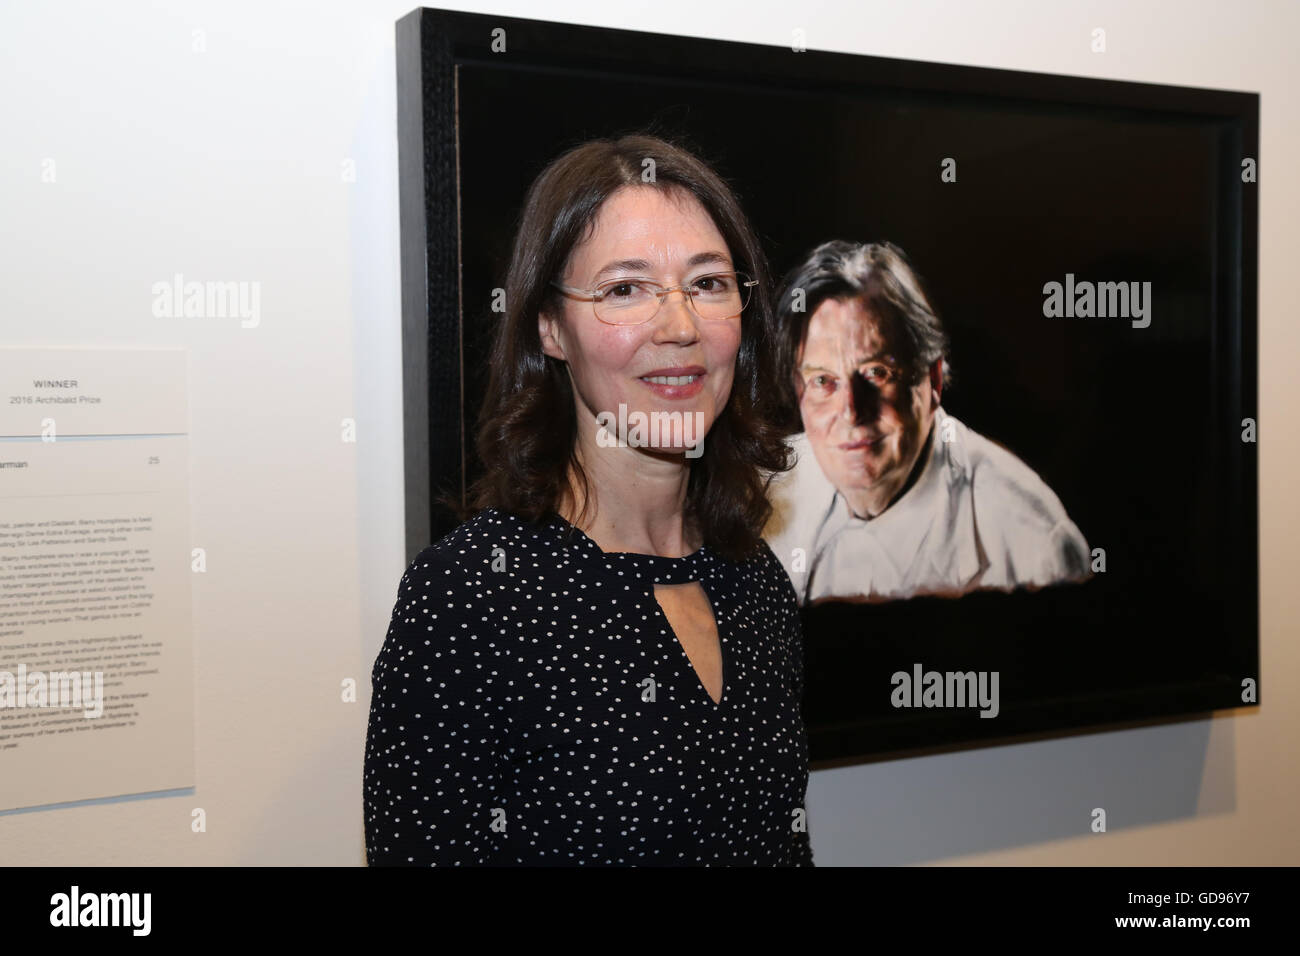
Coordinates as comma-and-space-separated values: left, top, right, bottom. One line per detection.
395, 6, 1259, 763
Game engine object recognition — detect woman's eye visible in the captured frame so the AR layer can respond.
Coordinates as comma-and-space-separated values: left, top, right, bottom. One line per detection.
606, 282, 639, 298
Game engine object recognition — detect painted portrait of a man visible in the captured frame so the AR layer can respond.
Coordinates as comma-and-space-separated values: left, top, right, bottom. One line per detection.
765, 241, 1091, 605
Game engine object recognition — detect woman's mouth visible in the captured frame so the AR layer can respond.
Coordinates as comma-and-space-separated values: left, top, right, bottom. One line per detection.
639, 368, 706, 399
643, 374, 699, 385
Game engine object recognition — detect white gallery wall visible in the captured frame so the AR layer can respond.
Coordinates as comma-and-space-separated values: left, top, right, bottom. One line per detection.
0, 0, 1295, 865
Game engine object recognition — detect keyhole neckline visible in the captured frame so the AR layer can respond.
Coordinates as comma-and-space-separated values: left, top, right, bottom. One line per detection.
546, 511, 709, 585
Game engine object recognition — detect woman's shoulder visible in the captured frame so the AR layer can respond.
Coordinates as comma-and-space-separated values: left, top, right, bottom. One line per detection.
386, 510, 540, 634
417, 506, 538, 558
401, 507, 558, 591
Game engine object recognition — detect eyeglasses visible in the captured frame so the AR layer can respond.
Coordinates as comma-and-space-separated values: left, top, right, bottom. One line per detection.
550, 271, 757, 326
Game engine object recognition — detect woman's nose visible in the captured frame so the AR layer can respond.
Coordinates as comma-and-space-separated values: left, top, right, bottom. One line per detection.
652, 289, 700, 341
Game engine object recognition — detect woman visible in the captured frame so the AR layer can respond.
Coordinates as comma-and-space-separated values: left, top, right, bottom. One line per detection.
363, 133, 813, 866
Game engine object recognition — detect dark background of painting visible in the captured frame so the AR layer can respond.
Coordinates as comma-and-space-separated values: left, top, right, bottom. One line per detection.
404, 9, 1257, 762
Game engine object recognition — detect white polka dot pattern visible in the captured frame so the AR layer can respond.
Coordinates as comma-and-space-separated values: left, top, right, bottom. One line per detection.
363, 507, 813, 866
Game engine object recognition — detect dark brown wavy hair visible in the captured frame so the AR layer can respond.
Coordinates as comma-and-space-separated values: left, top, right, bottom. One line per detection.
448, 133, 793, 562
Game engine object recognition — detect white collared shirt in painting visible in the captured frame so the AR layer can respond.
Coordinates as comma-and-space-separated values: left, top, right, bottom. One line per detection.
764, 407, 1091, 604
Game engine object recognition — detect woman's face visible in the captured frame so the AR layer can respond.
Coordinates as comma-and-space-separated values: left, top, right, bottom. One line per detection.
539, 185, 742, 457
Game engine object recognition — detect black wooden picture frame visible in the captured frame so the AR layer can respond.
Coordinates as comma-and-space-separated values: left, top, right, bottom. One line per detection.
395, 6, 1259, 765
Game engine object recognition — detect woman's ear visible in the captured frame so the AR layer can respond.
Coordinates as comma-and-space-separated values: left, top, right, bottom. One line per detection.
929, 359, 943, 406
538, 309, 567, 361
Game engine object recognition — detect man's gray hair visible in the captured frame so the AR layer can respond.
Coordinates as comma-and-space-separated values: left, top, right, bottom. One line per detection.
774, 240, 951, 415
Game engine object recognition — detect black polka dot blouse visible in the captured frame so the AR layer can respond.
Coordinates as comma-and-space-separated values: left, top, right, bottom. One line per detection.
363, 507, 814, 866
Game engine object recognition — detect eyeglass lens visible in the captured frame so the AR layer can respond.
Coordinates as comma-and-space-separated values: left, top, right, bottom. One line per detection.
594, 274, 749, 324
